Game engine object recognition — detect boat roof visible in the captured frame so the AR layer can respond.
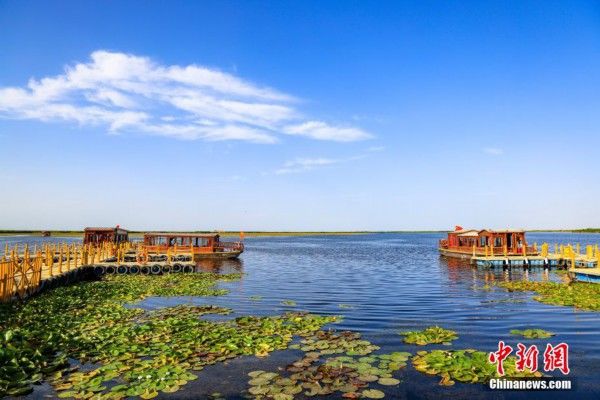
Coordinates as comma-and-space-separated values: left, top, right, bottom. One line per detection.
144, 232, 219, 238
479, 229, 525, 234
451, 228, 525, 237
84, 227, 128, 233
456, 231, 479, 237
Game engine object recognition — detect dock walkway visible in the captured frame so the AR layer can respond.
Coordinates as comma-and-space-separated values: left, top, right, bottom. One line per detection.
0, 242, 199, 302
471, 243, 599, 269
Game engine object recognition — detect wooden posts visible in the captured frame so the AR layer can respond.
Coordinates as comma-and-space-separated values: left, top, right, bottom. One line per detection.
58, 246, 64, 274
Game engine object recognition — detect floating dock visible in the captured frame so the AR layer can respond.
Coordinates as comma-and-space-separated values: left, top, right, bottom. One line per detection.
0, 242, 208, 302
569, 268, 600, 283
471, 243, 599, 270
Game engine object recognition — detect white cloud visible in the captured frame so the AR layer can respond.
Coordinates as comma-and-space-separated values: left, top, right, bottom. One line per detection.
0, 50, 372, 143
275, 157, 340, 174
283, 121, 372, 142
483, 147, 504, 155
274, 146, 378, 175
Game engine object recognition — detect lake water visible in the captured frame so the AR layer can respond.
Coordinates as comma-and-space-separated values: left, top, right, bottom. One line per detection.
2, 232, 600, 400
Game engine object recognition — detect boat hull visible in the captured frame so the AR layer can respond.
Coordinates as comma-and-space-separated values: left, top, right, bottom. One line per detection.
192, 251, 243, 260
438, 248, 539, 260
438, 248, 474, 260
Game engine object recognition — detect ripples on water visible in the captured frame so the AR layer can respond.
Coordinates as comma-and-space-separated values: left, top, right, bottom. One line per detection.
2, 233, 600, 399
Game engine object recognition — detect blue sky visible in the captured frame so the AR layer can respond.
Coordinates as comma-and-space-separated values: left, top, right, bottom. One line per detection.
1, 0, 599, 231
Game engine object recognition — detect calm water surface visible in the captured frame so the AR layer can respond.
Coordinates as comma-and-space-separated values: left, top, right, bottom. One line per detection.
3, 233, 600, 400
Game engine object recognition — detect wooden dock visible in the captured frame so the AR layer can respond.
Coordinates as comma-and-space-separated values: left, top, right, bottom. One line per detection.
471, 255, 598, 269
1, 242, 200, 302
471, 242, 599, 269
569, 267, 600, 283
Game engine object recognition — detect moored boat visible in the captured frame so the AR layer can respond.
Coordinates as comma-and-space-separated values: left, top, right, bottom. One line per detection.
84, 226, 129, 245
439, 226, 537, 260
142, 232, 244, 260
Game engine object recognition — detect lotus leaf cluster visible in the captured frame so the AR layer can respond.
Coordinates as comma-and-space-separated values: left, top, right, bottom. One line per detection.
412, 349, 542, 386
247, 331, 410, 399
510, 329, 555, 339
0, 273, 337, 398
290, 331, 380, 356
400, 326, 458, 346
499, 281, 600, 311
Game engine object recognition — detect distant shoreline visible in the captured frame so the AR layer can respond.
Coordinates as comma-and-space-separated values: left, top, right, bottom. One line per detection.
0, 229, 599, 237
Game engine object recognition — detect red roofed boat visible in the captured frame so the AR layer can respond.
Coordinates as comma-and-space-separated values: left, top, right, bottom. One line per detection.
438, 226, 538, 260
142, 232, 244, 260
83, 226, 129, 245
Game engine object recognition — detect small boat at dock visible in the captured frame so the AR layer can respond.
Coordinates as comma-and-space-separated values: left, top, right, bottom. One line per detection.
439, 226, 537, 260
142, 232, 244, 260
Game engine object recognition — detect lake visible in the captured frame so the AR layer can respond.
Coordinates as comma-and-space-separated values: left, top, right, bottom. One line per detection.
2, 232, 600, 399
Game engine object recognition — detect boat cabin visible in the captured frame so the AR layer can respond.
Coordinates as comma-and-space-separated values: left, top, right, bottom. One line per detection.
83, 226, 129, 245
439, 226, 536, 258
142, 232, 244, 259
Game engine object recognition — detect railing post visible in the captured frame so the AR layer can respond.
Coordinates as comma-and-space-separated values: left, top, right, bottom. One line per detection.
58, 246, 63, 274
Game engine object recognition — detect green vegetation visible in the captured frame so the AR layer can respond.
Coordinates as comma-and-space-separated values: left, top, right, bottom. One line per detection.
0, 274, 337, 399
510, 329, 555, 339
247, 330, 410, 399
400, 326, 458, 346
499, 280, 600, 311
412, 349, 542, 386
290, 331, 380, 356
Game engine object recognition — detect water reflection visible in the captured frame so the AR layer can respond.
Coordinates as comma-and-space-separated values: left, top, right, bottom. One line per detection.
194, 258, 244, 274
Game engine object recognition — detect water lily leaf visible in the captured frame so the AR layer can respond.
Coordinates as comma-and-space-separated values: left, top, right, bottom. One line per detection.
249, 377, 272, 386
377, 377, 400, 386
510, 329, 555, 339
362, 389, 385, 399
400, 326, 457, 345
358, 374, 379, 382
140, 390, 158, 399
162, 385, 180, 393
273, 394, 293, 400
249, 386, 270, 395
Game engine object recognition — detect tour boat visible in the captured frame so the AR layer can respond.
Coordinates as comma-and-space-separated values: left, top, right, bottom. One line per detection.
142, 232, 244, 260
438, 226, 537, 260
84, 226, 129, 245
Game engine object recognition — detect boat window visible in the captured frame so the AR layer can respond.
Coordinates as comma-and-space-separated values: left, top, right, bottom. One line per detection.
196, 238, 209, 247
494, 237, 502, 247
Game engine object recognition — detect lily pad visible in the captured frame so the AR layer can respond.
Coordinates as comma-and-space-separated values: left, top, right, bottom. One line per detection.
362, 389, 385, 398
377, 377, 400, 385
510, 329, 555, 339
400, 326, 458, 345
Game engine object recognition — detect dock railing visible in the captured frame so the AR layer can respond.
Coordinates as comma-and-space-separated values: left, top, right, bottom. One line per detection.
439, 241, 537, 256
0, 241, 133, 302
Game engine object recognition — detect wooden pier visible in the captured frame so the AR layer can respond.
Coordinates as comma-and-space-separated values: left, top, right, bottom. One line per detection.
569, 267, 600, 283
471, 243, 599, 269
0, 242, 202, 302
